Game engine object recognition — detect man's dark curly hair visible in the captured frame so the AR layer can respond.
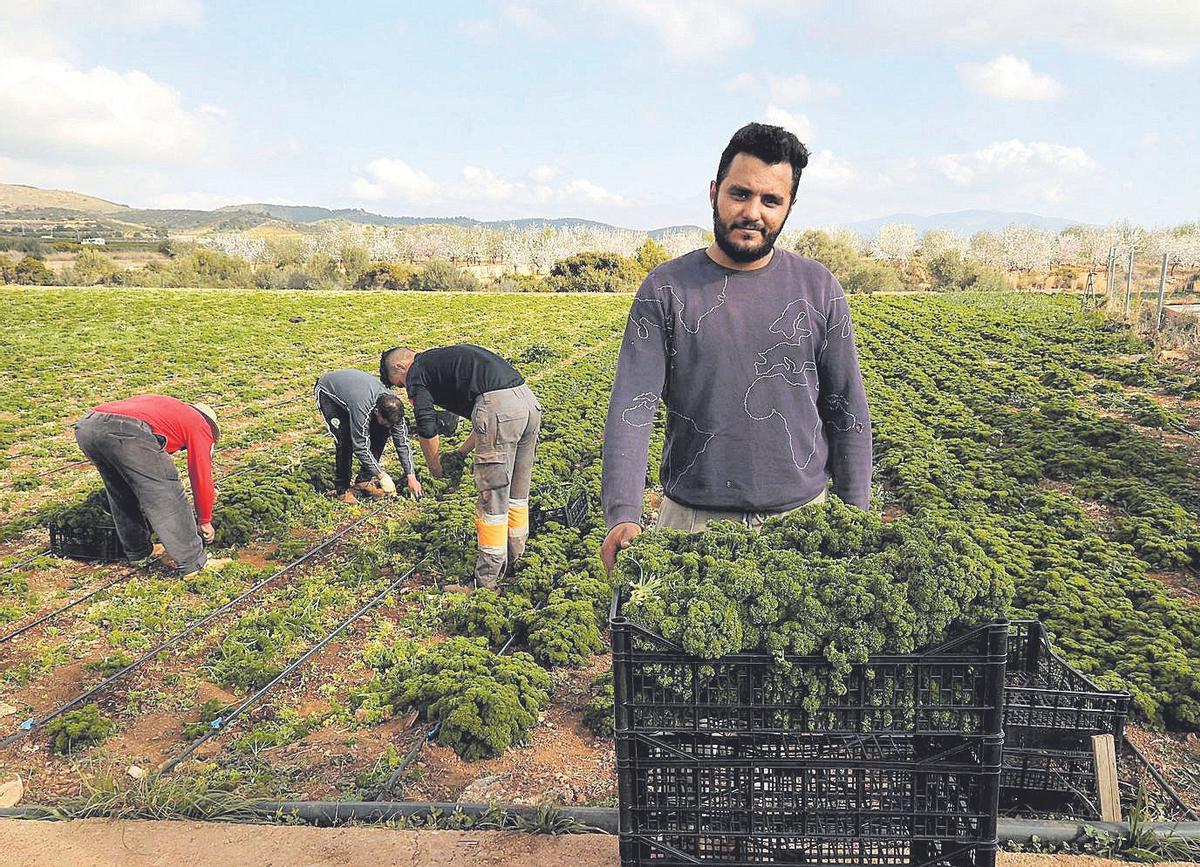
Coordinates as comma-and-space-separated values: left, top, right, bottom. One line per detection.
715, 122, 810, 203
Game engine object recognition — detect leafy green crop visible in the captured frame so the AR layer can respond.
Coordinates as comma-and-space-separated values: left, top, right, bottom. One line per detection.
45, 703, 116, 754
353, 636, 551, 761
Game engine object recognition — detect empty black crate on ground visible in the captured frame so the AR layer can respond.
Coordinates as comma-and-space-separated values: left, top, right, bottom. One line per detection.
530, 484, 591, 531
610, 593, 1008, 867
1001, 620, 1131, 815
48, 522, 125, 561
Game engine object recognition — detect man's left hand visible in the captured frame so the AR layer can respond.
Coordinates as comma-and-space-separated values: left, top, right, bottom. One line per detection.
407, 474, 423, 499
198, 522, 215, 543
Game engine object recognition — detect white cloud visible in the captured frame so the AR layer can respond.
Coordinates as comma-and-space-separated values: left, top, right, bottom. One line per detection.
804, 150, 856, 189
608, 0, 755, 59
849, 1, 1200, 65
768, 73, 841, 103
563, 178, 626, 206
504, 2, 554, 37
352, 159, 441, 202
149, 190, 240, 210
529, 164, 561, 183
0, 55, 226, 164
349, 159, 628, 213
971, 139, 1096, 173
763, 105, 815, 142
463, 165, 517, 202
958, 55, 1064, 101
723, 72, 757, 92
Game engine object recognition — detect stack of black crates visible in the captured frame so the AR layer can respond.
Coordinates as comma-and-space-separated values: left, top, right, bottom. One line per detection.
610, 593, 1009, 867
1002, 620, 1131, 816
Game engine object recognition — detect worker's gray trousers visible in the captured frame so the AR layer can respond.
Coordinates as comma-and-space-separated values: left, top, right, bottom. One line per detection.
75, 411, 207, 573
470, 385, 541, 589
657, 488, 828, 533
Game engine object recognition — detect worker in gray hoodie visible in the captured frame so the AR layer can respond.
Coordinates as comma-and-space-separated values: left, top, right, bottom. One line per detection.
315, 369, 421, 502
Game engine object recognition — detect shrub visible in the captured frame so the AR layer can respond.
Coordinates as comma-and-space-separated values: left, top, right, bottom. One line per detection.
546, 252, 642, 293
635, 238, 671, 272
355, 261, 416, 290
794, 229, 860, 278
492, 273, 550, 293
410, 259, 480, 292
0, 253, 14, 283
13, 256, 55, 285
841, 259, 903, 294
68, 247, 125, 286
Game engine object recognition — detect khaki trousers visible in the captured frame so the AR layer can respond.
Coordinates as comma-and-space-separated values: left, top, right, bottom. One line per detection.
657, 488, 828, 534
471, 384, 541, 588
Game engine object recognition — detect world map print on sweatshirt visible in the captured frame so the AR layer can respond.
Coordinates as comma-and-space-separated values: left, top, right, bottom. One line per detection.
600, 248, 873, 529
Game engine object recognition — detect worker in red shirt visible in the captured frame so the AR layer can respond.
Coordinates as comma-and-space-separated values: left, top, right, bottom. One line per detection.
74, 395, 228, 576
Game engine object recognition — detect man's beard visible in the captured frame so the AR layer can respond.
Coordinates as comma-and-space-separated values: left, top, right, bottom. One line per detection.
712, 203, 785, 264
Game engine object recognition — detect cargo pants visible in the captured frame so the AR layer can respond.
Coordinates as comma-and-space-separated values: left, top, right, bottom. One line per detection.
657, 488, 827, 533
74, 411, 208, 573
471, 384, 541, 588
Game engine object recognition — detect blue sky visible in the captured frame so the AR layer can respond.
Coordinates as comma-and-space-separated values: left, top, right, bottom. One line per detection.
0, 1, 1197, 230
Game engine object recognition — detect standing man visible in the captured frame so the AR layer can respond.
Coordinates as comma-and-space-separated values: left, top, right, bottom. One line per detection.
74, 394, 227, 577
380, 344, 541, 589
314, 368, 422, 502
600, 122, 872, 570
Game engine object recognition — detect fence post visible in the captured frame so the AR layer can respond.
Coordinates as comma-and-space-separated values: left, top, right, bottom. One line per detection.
1156, 252, 1169, 329
1105, 246, 1116, 303
1124, 249, 1134, 314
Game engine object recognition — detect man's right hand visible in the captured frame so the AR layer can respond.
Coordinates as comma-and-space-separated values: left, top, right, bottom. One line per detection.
198, 522, 215, 543
601, 522, 642, 572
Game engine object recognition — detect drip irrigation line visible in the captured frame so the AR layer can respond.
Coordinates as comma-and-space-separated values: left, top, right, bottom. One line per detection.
1123, 734, 1200, 821
0, 499, 395, 749
158, 556, 429, 775
0, 548, 51, 577
0, 559, 162, 645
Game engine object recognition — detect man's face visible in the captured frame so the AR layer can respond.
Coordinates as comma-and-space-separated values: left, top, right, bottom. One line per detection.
710, 153, 794, 265
389, 360, 409, 387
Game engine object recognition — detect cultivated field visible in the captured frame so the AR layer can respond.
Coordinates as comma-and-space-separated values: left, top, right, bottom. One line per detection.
0, 286, 1197, 815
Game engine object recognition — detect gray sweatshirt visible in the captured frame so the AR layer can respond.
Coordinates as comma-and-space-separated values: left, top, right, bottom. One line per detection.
601, 248, 872, 529
315, 369, 415, 479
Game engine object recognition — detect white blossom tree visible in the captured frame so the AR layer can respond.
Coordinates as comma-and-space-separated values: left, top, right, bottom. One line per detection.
869, 223, 918, 263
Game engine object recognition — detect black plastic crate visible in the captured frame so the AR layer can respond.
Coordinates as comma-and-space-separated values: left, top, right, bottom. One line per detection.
48, 522, 125, 562
1000, 621, 1131, 815
611, 593, 1007, 867
530, 483, 591, 531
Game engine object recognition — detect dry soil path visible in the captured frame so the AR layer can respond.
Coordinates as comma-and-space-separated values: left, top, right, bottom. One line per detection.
2, 820, 1198, 867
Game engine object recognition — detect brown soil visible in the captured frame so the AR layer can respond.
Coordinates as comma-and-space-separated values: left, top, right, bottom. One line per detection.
1, 820, 1197, 867
1125, 724, 1200, 815
0, 820, 622, 866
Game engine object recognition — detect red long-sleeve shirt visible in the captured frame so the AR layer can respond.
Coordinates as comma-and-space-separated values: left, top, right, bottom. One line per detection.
92, 394, 217, 523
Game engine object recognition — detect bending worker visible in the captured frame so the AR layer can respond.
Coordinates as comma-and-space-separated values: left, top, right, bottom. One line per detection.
380, 344, 540, 590
315, 368, 421, 502
74, 394, 227, 577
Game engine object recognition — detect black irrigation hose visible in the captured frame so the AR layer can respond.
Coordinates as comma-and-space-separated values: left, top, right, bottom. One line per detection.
158, 556, 429, 775
1123, 733, 1200, 821
0, 562, 156, 645
0, 548, 50, 577
0, 500, 395, 749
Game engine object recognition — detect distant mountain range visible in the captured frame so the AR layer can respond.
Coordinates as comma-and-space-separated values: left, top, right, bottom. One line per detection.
838, 209, 1090, 237
0, 183, 1088, 239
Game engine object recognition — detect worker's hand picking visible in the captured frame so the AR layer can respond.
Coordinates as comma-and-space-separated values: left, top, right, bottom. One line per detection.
198, 522, 215, 543
601, 522, 642, 572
